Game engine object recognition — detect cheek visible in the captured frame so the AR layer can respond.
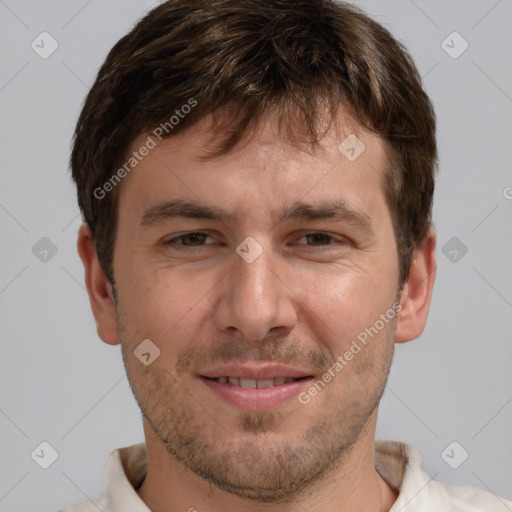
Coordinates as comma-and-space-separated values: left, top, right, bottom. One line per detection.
116, 240, 399, 359
296, 263, 397, 346
118, 267, 215, 349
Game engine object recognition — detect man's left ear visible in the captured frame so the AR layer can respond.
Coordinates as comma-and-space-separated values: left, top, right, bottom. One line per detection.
394, 227, 436, 344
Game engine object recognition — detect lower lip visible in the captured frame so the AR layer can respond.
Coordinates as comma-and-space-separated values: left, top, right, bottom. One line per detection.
201, 377, 313, 411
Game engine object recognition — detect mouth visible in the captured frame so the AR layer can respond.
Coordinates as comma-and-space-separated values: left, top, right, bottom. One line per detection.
199, 364, 315, 411
202, 375, 311, 388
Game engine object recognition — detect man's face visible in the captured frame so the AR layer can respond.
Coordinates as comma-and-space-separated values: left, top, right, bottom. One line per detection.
112, 113, 402, 500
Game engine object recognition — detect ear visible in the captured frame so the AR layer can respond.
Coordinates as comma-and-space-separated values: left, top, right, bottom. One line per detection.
394, 227, 436, 344
77, 223, 120, 345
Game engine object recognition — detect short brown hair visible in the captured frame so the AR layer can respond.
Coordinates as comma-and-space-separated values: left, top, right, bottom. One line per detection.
71, 0, 437, 286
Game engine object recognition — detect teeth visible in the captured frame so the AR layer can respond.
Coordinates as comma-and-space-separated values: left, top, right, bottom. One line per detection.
228, 377, 239, 386
239, 378, 257, 389
213, 376, 299, 387
256, 379, 274, 389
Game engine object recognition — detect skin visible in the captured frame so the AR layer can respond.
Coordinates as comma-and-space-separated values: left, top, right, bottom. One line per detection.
78, 110, 436, 512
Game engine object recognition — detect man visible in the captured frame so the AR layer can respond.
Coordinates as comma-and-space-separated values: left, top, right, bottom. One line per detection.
64, 0, 511, 510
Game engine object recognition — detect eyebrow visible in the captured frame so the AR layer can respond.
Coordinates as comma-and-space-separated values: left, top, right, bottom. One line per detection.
139, 198, 374, 234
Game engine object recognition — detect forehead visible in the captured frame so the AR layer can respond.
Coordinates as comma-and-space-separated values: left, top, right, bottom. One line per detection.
117, 110, 390, 226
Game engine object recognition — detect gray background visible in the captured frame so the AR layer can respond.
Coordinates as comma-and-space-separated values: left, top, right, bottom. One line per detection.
0, 1, 511, 511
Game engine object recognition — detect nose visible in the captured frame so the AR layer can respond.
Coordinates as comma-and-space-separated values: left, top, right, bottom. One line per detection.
213, 240, 298, 343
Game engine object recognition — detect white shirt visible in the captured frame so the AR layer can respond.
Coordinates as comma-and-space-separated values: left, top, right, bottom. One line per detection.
59, 440, 512, 511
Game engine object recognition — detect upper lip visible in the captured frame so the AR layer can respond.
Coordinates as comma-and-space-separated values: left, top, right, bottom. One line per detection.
200, 364, 314, 380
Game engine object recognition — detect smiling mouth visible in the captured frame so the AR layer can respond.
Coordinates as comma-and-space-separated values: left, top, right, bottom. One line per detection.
202, 376, 311, 389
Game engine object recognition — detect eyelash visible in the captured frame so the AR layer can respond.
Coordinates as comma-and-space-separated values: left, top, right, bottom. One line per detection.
163, 231, 347, 250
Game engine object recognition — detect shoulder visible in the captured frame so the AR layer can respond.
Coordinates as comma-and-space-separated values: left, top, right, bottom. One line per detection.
428, 479, 512, 512
376, 440, 512, 512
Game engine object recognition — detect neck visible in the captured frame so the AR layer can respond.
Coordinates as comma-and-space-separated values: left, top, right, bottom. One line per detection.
136, 410, 398, 512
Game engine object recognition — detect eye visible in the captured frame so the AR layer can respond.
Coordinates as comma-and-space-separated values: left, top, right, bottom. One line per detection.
294, 232, 346, 247
298, 233, 333, 245
162, 231, 348, 252
164, 232, 216, 248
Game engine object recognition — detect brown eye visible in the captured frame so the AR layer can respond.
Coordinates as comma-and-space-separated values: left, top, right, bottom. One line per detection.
303, 233, 333, 246
165, 232, 214, 248
179, 233, 208, 246
292, 232, 350, 251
